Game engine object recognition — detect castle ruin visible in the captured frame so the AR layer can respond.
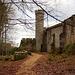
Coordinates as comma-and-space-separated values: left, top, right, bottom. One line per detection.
35, 10, 75, 52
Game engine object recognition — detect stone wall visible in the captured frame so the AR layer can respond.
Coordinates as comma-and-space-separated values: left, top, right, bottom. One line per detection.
35, 10, 75, 52
65, 15, 75, 45
42, 28, 47, 52
14, 50, 27, 60
46, 24, 63, 52
35, 10, 44, 52
20, 38, 36, 52
0, 28, 1, 41
46, 15, 75, 52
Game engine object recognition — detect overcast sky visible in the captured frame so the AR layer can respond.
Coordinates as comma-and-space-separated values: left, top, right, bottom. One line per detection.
6, 0, 75, 46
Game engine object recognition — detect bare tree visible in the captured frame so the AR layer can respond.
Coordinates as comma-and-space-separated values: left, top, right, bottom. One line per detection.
1, 0, 63, 27
0, 0, 73, 55
0, 0, 13, 55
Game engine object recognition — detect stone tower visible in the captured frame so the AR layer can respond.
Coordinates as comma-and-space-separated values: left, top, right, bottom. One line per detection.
35, 10, 44, 52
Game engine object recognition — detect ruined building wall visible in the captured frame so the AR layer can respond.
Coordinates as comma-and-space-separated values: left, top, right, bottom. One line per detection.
43, 28, 47, 52
65, 15, 75, 44
0, 28, 1, 41
35, 10, 75, 52
46, 25, 63, 52
35, 10, 44, 52
20, 38, 36, 52
66, 25, 75, 44
46, 15, 75, 52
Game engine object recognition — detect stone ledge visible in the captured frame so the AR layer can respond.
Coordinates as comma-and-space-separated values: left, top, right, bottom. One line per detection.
14, 50, 28, 60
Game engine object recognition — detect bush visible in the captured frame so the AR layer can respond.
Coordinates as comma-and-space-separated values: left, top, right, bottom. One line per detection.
61, 54, 67, 58
4, 57, 9, 61
49, 47, 62, 55
66, 43, 75, 55
49, 49, 54, 54
63, 44, 71, 53
49, 43, 75, 56
16, 47, 24, 51
48, 55, 55, 61
48, 56, 53, 61
8, 47, 18, 55
0, 57, 10, 61
11, 56, 15, 61
63, 43, 75, 55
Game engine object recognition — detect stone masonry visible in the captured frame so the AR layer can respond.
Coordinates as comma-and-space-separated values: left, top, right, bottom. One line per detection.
35, 10, 44, 52
35, 10, 75, 52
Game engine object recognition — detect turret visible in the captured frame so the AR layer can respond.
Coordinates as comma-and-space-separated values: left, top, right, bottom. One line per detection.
35, 10, 44, 52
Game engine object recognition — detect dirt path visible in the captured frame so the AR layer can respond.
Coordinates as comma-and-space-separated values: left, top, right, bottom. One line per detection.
16, 53, 43, 75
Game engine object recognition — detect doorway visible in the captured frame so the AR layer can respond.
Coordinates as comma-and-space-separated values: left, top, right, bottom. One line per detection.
41, 44, 43, 52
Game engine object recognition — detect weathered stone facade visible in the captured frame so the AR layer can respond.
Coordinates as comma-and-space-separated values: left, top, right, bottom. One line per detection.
65, 16, 75, 44
20, 38, 36, 52
14, 50, 27, 60
35, 10, 75, 52
46, 24, 64, 52
0, 28, 1, 41
35, 10, 44, 52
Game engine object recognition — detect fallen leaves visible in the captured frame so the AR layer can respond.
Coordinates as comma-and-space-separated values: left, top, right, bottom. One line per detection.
32, 54, 75, 75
